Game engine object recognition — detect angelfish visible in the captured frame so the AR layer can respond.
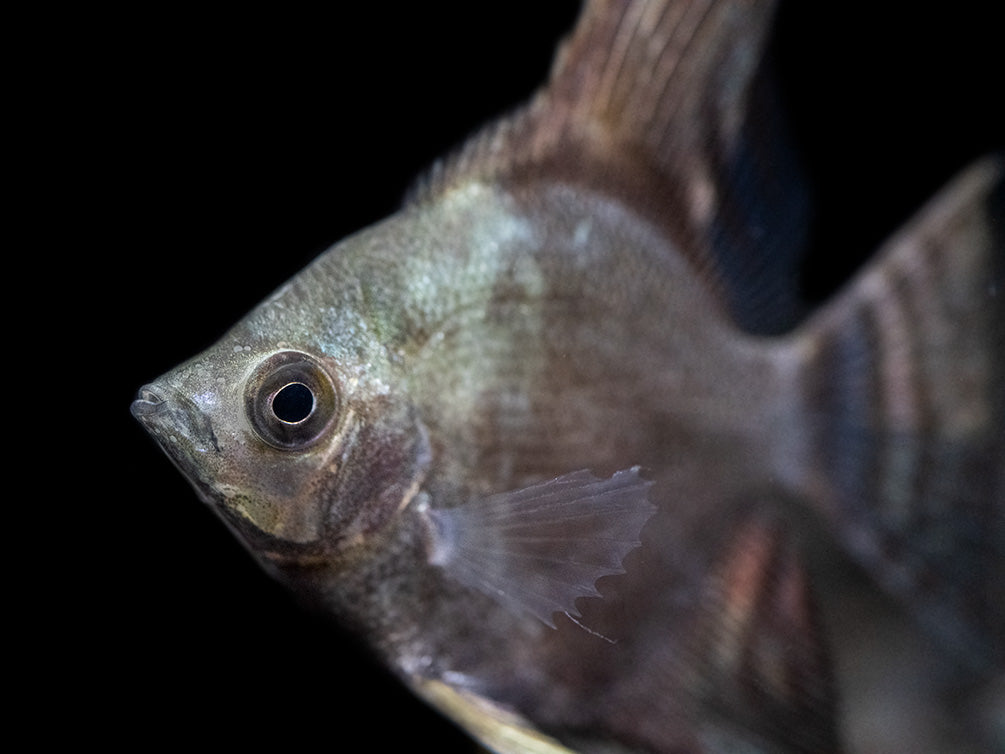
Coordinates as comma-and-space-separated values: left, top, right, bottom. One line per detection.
132, 1, 1004, 752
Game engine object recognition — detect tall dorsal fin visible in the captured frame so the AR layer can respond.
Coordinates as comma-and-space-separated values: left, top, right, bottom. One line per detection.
412, 0, 808, 333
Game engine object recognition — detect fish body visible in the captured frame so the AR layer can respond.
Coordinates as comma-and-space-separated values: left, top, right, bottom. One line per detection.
132, 1, 1004, 751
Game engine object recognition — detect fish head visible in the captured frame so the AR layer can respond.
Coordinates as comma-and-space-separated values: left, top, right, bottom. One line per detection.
131, 289, 431, 573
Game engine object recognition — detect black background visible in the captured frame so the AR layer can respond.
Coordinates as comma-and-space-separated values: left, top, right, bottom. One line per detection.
24, 3, 1001, 750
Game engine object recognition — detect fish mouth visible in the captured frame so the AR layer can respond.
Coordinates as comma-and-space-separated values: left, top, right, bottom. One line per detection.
131, 382, 229, 518
130, 386, 167, 419
131, 383, 222, 457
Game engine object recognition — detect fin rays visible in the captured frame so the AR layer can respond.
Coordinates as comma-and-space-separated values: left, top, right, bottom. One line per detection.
425, 468, 655, 629
409, 0, 809, 333
795, 156, 1005, 667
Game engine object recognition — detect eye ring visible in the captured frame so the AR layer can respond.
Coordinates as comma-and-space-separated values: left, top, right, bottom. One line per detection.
244, 351, 338, 450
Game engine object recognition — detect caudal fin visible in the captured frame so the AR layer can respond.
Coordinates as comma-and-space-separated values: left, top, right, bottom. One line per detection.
790, 156, 1004, 669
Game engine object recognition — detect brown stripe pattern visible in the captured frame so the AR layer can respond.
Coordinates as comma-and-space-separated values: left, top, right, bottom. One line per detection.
686, 516, 838, 753
798, 158, 1003, 667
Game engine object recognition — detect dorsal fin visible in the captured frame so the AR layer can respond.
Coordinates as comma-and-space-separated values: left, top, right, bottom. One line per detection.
411, 0, 809, 333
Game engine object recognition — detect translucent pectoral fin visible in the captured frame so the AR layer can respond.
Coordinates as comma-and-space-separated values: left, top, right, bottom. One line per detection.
426, 468, 655, 629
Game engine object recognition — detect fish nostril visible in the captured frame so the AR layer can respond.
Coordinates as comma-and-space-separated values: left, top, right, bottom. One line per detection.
139, 387, 162, 403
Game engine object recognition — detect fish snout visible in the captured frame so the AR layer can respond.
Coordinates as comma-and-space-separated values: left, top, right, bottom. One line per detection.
130, 386, 167, 419
130, 384, 221, 455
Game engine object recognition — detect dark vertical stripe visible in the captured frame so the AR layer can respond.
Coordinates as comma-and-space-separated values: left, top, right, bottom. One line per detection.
896, 234, 940, 530
869, 259, 923, 535
692, 517, 838, 753
810, 299, 882, 518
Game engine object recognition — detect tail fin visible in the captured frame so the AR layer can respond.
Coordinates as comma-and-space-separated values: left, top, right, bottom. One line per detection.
790, 156, 1004, 669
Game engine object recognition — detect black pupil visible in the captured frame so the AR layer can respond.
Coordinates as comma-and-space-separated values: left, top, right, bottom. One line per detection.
272, 382, 315, 424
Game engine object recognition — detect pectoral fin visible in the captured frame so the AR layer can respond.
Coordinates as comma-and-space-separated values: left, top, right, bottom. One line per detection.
425, 468, 655, 629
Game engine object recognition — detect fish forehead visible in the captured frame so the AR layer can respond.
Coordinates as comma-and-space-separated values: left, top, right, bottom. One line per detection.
255, 185, 538, 345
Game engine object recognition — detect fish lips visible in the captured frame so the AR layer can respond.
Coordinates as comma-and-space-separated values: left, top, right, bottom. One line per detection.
131, 385, 223, 501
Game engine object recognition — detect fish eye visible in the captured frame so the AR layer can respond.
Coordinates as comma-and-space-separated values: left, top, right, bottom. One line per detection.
271, 382, 315, 424
245, 352, 338, 450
